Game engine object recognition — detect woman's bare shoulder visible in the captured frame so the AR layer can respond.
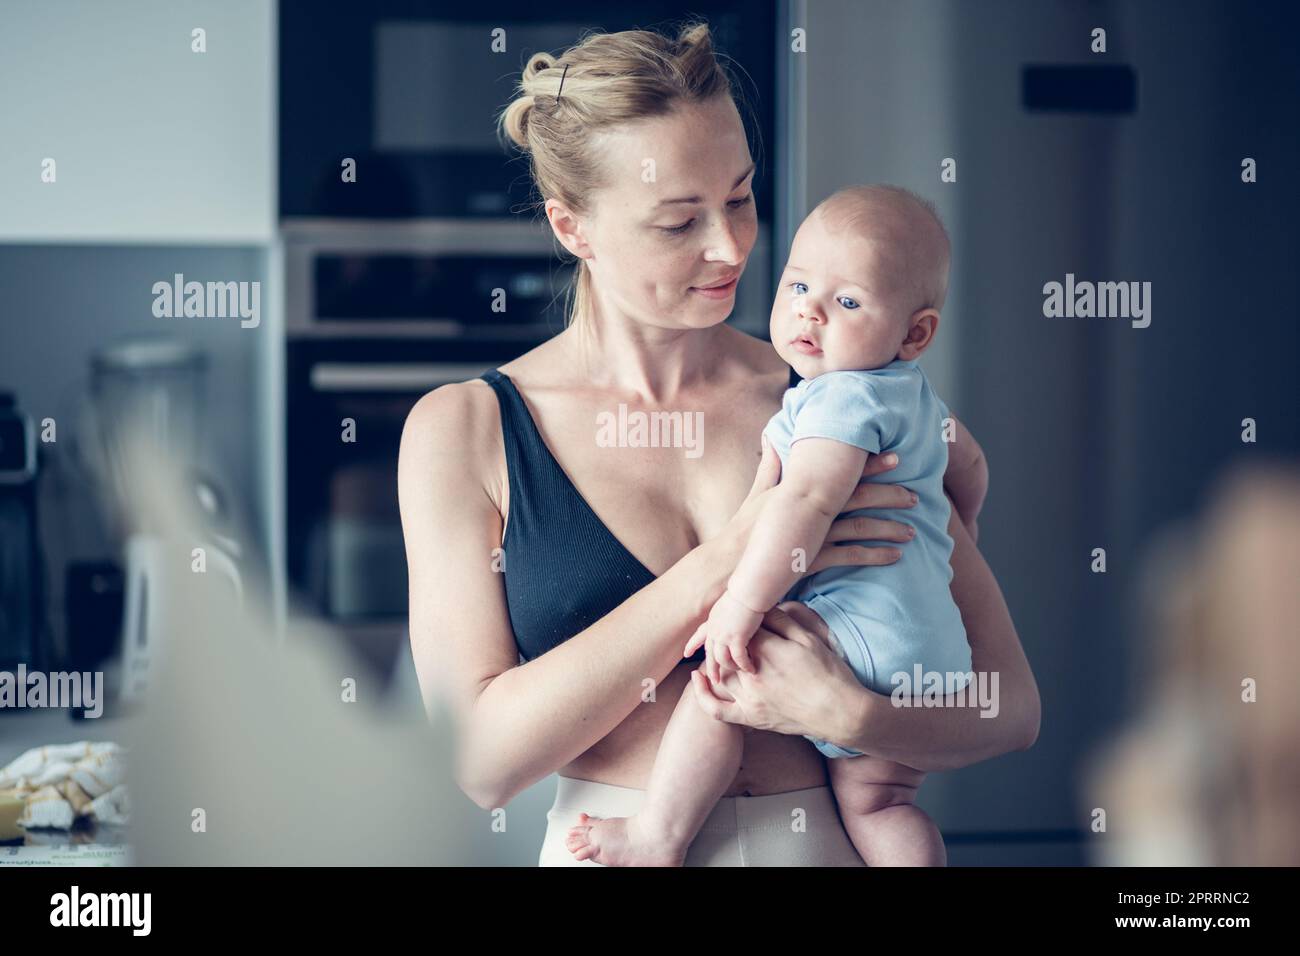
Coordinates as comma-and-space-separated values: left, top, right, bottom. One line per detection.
398, 334, 570, 490
404, 377, 495, 437
399, 377, 502, 482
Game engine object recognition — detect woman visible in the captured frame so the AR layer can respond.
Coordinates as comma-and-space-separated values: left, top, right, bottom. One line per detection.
398, 21, 1039, 866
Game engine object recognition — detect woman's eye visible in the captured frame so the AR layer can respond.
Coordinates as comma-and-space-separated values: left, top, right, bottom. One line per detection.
662, 196, 750, 236
791, 282, 808, 295
838, 296, 860, 310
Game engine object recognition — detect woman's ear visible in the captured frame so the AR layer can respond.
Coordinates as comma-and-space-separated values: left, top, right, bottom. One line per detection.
544, 198, 593, 261
898, 308, 940, 360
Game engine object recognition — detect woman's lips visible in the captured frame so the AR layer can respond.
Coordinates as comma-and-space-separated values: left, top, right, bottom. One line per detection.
689, 275, 739, 299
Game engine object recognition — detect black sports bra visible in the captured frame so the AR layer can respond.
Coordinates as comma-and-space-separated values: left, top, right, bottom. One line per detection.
479, 367, 799, 662
480, 369, 668, 662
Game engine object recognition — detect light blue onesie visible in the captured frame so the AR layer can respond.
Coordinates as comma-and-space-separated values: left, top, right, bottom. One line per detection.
762, 358, 973, 759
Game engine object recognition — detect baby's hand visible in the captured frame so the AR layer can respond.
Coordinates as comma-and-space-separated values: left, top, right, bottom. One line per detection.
701, 590, 764, 682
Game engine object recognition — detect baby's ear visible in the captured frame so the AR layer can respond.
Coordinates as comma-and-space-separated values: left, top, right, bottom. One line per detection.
899, 308, 940, 360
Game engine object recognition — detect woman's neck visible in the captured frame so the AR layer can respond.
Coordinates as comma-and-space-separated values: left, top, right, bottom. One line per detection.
567, 305, 729, 404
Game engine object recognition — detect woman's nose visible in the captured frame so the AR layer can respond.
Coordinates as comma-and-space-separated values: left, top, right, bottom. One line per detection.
704, 216, 744, 264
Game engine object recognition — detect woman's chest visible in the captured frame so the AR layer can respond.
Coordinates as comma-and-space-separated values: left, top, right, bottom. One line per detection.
521, 393, 777, 574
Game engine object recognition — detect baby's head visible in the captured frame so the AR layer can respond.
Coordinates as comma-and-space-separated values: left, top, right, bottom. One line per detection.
771, 185, 950, 379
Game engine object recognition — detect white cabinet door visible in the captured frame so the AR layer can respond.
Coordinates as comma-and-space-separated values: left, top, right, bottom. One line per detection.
0, 0, 274, 243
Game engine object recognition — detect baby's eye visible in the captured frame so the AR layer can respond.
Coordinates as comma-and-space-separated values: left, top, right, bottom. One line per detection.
790, 281, 808, 295
838, 296, 860, 310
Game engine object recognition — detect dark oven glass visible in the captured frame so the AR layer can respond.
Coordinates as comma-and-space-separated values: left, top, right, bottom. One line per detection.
315, 253, 570, 328
285, 339, 541, 621
279, 1, 775, 219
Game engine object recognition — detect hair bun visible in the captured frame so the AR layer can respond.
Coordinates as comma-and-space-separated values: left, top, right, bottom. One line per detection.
524, 51, 555, 82
677, 22, 713, 53
501, 52, 561, 150
501, 96, 533, 151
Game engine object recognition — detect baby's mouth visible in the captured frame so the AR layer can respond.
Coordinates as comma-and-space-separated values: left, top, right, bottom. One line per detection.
791, 333, 822, 356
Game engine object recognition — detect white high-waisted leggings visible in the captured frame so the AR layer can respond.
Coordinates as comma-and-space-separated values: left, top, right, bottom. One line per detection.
538, 775, 866, 866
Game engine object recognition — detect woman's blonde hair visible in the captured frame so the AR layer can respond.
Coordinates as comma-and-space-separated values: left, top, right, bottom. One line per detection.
497, 21, 744, 333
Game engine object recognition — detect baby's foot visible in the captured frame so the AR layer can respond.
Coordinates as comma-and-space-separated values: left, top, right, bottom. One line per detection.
564, 812, 688, 867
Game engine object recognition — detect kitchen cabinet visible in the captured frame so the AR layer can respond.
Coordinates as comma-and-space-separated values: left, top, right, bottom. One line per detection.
0, 0, 274, 244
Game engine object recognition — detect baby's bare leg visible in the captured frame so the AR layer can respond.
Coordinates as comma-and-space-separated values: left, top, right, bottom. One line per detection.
640, 678, 744, 842
566, 675, 743, 866
827, 754, 946, 866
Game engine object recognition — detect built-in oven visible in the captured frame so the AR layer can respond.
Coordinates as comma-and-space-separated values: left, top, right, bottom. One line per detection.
279, 1, 776, 221
284, 219, 565, 679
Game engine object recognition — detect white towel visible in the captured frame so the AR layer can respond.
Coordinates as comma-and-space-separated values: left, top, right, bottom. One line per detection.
0, 742, 129, 830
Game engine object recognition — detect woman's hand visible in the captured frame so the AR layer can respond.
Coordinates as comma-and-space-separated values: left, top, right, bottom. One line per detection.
701, 437, 919, 610
694, 501, 1040, 771
688, 602, 864, 739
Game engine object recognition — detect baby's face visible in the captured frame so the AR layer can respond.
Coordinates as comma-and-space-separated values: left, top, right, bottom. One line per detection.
769, 213, 911, 379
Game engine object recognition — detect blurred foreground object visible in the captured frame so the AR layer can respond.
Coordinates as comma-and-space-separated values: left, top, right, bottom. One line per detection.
73, 337, 244, 707
1085, 463, 1300, 865
109, 425, 479, 864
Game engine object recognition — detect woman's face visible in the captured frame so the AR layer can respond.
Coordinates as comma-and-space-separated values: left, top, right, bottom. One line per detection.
575, 95, 758, 331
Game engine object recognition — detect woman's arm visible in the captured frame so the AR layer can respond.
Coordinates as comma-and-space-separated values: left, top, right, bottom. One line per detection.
401, 382, 720, 810
943, 416, 988, 544
400, 384, 917, 809
693, 493, 1039, 772
831, 498, 1040, 770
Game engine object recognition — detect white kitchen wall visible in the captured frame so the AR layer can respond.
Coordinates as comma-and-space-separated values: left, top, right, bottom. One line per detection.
0, 0, 275, 243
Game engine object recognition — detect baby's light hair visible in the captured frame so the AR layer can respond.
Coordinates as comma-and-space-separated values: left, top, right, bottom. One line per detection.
812, 184, 951, 315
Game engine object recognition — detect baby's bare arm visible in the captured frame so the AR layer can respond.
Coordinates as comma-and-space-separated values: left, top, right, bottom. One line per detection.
726, 438, 870, 613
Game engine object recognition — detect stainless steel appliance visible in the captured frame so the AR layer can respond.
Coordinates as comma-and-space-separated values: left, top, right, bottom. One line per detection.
279, 2, 776, 222
285, 219, 565, 676
80, 339, 243, 704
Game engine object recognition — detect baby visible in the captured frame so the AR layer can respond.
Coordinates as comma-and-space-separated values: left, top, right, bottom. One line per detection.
567, 185, 980, 867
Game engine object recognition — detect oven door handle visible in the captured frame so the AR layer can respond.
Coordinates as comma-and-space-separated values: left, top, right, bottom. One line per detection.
308, 362, 498, 392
